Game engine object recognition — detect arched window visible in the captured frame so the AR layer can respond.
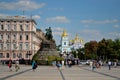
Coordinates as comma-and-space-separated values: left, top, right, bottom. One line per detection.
0, 53, 3, 58
20, 35, 22, 40
19, 53, 22, 58
13, 53, 16, 58
6, 53, 9, 58
26, 35, 29, 40
26, 24, 29, 31
26, 54, 29, 58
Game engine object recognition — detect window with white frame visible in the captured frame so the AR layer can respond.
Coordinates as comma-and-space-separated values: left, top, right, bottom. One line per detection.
19, 43, 22, 50
13, 53, 16, 58
20, 25, 23, 31
26, 54, 29, 58
0, 53, 3, 58
25, 43, 29, 50
7, 44, 10, 50
26, 24, 29, 31
6, 53, 9, 58
64, 42, 66, 45
19, 53, 22, 58
26, 35, 29, 40
7, 24, 10, 31
20, 35, 22, 40
14, 25, 17, 31
1, 25, 4, 30
0, 34, 3, 40
13, 34, 16, 40
0, 44, 3, 50
13, 44, 16, 50
7, 34, 10, 39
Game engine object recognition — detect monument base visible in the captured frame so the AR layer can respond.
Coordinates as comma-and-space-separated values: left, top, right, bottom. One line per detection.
38, 40, 60, 60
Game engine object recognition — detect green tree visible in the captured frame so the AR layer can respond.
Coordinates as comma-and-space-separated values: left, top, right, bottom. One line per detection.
112, 39, 120, 59
56, 45, 61, 51
77, 48, 85, 60
84, 41, 98, 59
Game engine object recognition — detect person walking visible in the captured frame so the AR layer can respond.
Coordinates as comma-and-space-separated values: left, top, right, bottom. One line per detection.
15, 59, 20, 72
32, 60, 37, 71
8, 59, 12, 72
61, 60, 65, 69
89, 60, 93, 70
68, 60, 72, 68
56, 61, 62, 70
108, 60, 112, 70
114, 59, 118, 68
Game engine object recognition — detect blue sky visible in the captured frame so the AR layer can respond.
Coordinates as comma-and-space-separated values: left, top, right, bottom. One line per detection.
0, 0, 120, 45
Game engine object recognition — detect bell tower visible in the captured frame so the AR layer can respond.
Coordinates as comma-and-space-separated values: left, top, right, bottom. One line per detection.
61, 29, 70, 54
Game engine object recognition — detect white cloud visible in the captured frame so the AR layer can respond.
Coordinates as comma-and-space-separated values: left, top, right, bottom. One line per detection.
46, 16, 69, 23
53, 32, 62, 36
108, 32, 120, 37
47, 8, 63, 11
52, 27, 64, 36
40, 27, 64, 35
32, 15, 41, 19
0, 13, 41, 20
78, 29, 102, 42
82, 29, 100, 36
0, 0, 45, 11
0, 13, 9, 17
52, 27, 63, 31
114, 24, 120, 28
81, 19, 118, 24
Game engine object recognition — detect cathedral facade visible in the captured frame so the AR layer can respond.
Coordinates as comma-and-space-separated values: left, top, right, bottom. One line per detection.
61, 30, 84, 55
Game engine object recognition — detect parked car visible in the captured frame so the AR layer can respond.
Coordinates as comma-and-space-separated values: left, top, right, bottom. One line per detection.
79, 60, 86, 65
117, 62, 120, 66
86, 60, 90, 65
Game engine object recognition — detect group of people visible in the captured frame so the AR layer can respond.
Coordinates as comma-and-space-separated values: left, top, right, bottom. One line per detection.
53, 60, 73, 70
89, 59, 118, 70
8, 59, 20, 72
7, 59, 38, 72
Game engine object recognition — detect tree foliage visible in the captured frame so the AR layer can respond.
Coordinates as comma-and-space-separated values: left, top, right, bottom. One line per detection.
84, 41, 98, 59
79, 38, 120, 60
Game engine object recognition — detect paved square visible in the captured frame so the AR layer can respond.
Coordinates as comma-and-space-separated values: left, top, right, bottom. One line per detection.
0, 64, 120, 80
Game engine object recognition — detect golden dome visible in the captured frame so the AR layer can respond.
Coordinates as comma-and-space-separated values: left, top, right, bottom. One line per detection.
80, 39, 84, 43
62, 29, 68, 37
74, 34, 79, 41
70, 40, 74, 43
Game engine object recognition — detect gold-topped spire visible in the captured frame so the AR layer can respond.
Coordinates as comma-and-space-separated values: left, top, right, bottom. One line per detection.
75, 34, 79, 41
79, 39, 84, 43
62, 29, 68, 37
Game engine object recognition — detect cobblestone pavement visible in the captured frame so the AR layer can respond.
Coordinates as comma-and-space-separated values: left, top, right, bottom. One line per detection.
0, 64, 120, 80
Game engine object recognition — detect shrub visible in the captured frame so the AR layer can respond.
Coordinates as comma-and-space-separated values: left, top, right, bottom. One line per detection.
32, 53, 64, 65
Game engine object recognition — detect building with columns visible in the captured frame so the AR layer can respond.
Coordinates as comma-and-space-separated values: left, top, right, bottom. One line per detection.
0, 16, 41, 61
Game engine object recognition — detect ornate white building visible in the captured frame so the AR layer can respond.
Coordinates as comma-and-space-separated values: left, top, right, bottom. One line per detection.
61, 29, 71, 54
70, 34, 84, 50
61, 30, 84, 55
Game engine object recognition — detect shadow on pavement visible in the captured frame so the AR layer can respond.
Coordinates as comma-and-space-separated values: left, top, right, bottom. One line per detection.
0, 68, 32, 80
83, 67, 120, 80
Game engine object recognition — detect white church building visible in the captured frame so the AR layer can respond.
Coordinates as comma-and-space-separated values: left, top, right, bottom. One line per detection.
60, 29, 84, 55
